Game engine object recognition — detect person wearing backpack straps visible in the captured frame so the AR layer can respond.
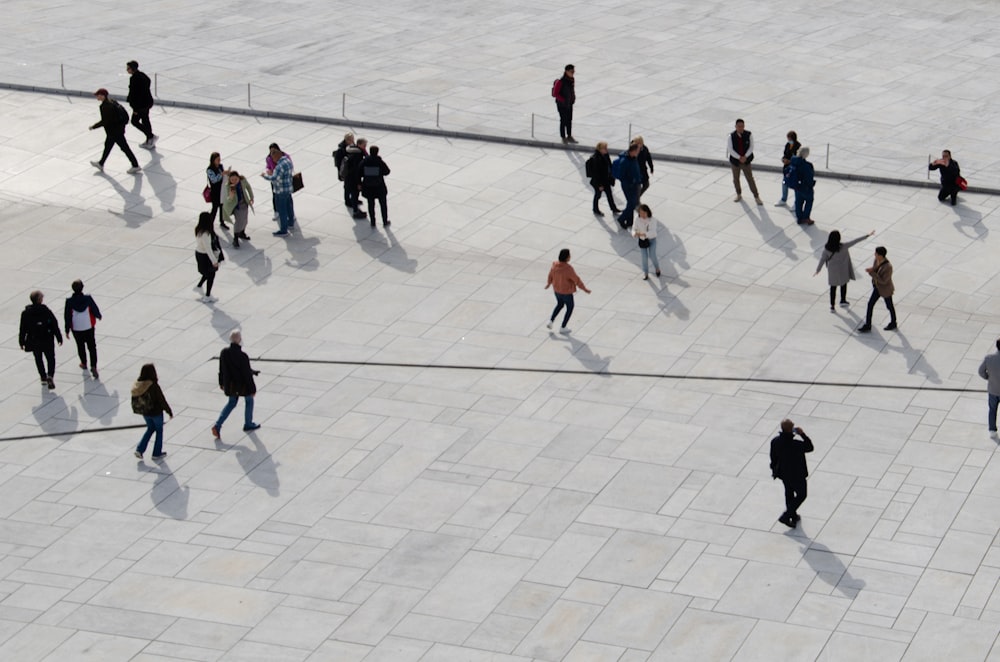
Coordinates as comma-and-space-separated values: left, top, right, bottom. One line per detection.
553, 64, 577, 144
131, 363, 173, 460
89, 88, 141, 174
334, 133, 355, 208
587, 141, 620, 217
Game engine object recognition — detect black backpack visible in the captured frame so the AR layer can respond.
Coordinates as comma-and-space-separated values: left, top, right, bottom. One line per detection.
131, 388, 155, 415
585, 154, 597, 178
112, 100, 129, 128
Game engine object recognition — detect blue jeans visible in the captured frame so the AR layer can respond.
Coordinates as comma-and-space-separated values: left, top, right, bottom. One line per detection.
619, 185, 639, 226
640, 237, 660, 275
215, 395, 255, 431
274, 192, 293, 233
794, 187, 814, 222
550, 292, 575, 328
780, 180, 789, 202
137, 414, 164, 456
989, 393, 999, 431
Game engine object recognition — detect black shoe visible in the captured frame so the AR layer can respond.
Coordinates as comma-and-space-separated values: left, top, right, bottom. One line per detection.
370, 221, 376, 228
47, 378, 55, 390
240, 232, 250, 240
219, 221, 229, 230
383, 220, 391, 227
152, 452, 167, 460
884, 322, 897, 331
611, 208, 621, 213
593, 209, 604, 217
91, 369, 99, 380
778, 514, 796, 528
857, 325, 872, 333
792, 513, 801, 523
243, 423, 261, 432
233, 238, 240, 248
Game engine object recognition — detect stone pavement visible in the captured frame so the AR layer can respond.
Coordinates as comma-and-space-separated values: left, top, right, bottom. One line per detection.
3, 0, 1000, 183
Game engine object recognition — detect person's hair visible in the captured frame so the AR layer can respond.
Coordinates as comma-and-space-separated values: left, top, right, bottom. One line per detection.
558, 248, 570, 262
268, 142, 280, 151
798, 146, 810, 159
996, 339, 1000, 352
126, 60, 139, 70
634, 135, 644, 146
138, 363, 158, 382
875, 246, 887, 257
628, 141, 639, 152
564, 64, 575, 72
787, 130, 798, 142
824, 231, 841, 253
369, 145, 379, 156
943, 149, 952, 158
357, 138, 368, 147
195, 212, 214, 236
228, 170, 240, 180
344, 132, 354, 141
209, 152, 221, 169
29, 290, 43, 305
638, 203, 652, 217
71, 280, 84, 294
595, 141, 607, 151
735, 118, 745, 126
230, 330, 242, 344
780, 419, 794, 433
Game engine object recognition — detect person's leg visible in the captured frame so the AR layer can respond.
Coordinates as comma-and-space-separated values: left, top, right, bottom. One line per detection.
639, 177, 649, 197
243, 395, 255, 428
561, 293, 575, 328
884, 296, 897, 325
557, 104, 568, 139
32, 349, 46, 380
565, 104, 573, 139
137, 415, 155, 454
793, 189, 804, 221
550, 294, 565, 323
378, 194, 388, 224
150, 414, 165, 456
592, 186, 602, 213
829, 286, 836, 309
938, 187, 948, 201
204, 269, 215, 297
640, 246, 649, 275
114, 134, 139, 168
863, 288, 879, 326
73, 331, 88, 366
620, 189, 637, 226
802, 189, 814, 219
131, 108, 152, 142
743, 164, 760, 198
989, 393, 999, 431
43, 344, 55, 378
951, 189, 958, 206
780, 180, 788, 203
604, 187, 619, 212
731, 164, 742, 196
99, 135, 115, 165
649, 237, 661, 274
287, 194, 296, 225
789, 477, 807, 519
86, 330, 97, 372
782, 479, 795, 520
839, 284, 848, 304
233, 204, 248, 237
215, 395, 239, 430
367, 195, 376, 225
275, 193, 291, 233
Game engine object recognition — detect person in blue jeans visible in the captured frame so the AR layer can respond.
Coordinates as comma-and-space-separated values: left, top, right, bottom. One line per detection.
616, 142, 642, 229
775, 131, 800, 207
633, 204, 661, 280
211, 331, 261, 438
262, 143, 294, 236
131, 363, 173, 460
978, 339, 1000, 433
789, 146, 815, 225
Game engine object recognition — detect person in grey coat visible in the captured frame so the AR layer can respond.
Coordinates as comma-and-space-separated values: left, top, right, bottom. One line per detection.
978, 339, 1000, 433
814, 229, 875, 311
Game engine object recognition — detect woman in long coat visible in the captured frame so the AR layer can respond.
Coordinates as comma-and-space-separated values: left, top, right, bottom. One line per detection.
814, 229, 875, 311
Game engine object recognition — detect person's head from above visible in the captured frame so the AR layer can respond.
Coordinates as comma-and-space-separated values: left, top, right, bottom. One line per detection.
825, 230, 841, 252
941, 149, 952, 160
138, 363, 158, 383
230, 330, 242, 345
228, 171, 241, 185
798, 146, 810, 160
638, 203, 652, 219
780, 418, 794, 433
634, 135, 645, 147
93, 88, 109, 102
343, 132, 354, 144
357, 138, 368, 149
734, 118, 745, 133
595, 141, 608, 154
210, 151, 221, 168
268, 143, 282, 160
564, 64, 575, 78
29, 290, 43, 305
787, 130, 798, 143
558, 248, 570, 262
628, 142, 639, 156
196, 211, 213, 235
71, 279, 84, 294
875, 246, 887, 263
369, 145, 380, 157
126, 60, 139, 74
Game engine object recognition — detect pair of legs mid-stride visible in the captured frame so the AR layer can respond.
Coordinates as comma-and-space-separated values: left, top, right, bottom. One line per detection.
546, 293, 574, 334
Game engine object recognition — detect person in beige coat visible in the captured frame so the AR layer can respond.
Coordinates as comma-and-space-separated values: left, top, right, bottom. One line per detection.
858, 246, 896, 332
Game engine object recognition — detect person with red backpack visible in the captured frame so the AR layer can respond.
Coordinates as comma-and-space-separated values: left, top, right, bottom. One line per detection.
552, 64, 576, 144
89, 88, 141, 174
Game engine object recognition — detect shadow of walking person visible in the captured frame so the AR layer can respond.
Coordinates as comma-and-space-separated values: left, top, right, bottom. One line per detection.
209, 305, 242, 342
797, 537, 866, 599
95, 170, 153, 227
234, 431, 279, 496
32, 393, 78, 439
885, 329, 943, 384
382, 227, 418, 273
284, 235, 321, 272
551, 332, 612, 375
143, 149, 177, 213
742, 203, 799, 261
78, 379, 120, 426
142, 459, 189, 520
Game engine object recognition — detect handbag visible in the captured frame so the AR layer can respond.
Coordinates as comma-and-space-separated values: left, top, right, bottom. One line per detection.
292, 172, 304, 192
638, 237, 650, 248
956, 175, 968, 191
202, 185, 212, 203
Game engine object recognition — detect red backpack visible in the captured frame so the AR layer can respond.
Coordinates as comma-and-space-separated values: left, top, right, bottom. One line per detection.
551, 78, 562, 99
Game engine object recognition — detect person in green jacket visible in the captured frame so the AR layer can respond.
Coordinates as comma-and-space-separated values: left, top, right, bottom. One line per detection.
221, 171, 254, 248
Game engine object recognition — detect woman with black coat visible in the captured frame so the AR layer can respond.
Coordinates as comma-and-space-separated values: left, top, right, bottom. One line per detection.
587, 141, 620, 217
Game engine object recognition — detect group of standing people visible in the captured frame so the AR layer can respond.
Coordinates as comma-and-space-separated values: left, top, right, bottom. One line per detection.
334, 133, 392, 227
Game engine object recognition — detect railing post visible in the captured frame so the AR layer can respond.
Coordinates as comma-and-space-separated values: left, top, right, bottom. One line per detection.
928, 154, 931, 180
154, 73, 158, 98
826, 143, 830, 170
247, 83, 251, 107
531, 113, 535, 139
342, 93, 346, 118
628, 123, 632, 143
60, 64, 64, 88
436, 103, 440, 128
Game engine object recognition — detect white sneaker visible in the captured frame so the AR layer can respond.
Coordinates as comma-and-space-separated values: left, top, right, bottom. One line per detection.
546, 321, 553, 330
201, 295, 217, 303
149, 135, 158, 146
127, 166, 142, 174
559, 327, 571, 334
774, 200, 786, 207
90, 161, 103, 171
733, 195, 741, 202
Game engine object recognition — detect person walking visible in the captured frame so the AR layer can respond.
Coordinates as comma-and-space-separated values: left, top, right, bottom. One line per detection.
544, 248, 591, 334
615, 142, 642, 229
131, 363, 173, 460
769, 419, 814, 528
360, 145, 391, 227
64, 280, 102, 379
210, 331, 261, 438
978, 340, 1000, 434
727, 118, 762, 204
858, 246, 897, 332
89, 88, 141, 174
586, 142, 620, 217
788, 146, 816, 225
814, 230, 875, 311
775, 131, 801, 207
635, 136, 654, 198
343, 138, 368, 220
125, 60, 156, 148
929, 150, 961, 206
262, 144, 294, 236
206, 153, 229, 227
19, 291, 63, 390
334, 132, 355, 208
553, 64, 576, 144
195, 212, 222, 302
633, 204, 662, 280
222, 171, 254, 247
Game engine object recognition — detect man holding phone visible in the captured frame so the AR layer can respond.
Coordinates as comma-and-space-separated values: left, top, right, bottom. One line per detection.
211, 331, 261, 438
769, 419, 814, 528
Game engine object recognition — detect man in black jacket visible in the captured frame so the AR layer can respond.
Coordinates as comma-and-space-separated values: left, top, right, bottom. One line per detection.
126, 61, 156, 148
89, 88, 141, 173
19, 290, 63, 390
554, 64, 576, 144
769, 419, 814, 528
64, 279, 102, 379
211, 331, 260, 437
361, 145, 392, 228
929, 150, 961, 206
727, 118, 762, 205
343, 138, 368, 220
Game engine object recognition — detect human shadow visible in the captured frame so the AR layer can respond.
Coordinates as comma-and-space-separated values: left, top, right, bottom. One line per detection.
550, 331, 612, 375
95, 170, 153, 227
655, 225, 691, 285
885, 329, 942, 384
380, 227, 418, 273
951, 205, 987, 240
209, 305, 241, 342
231, 242, 272, 286
284, 233, 320, 272
143, 149, 177, 213
234, 432, 279, 496
797, 536, 866, 598
31, 392, 79, 438
741, 201, 799, 261
78, 379, 120, 426
565, 148, 590, 188
141, 459, 189, 520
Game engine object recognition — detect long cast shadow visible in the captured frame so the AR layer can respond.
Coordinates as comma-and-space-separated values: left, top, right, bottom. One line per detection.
234, 432, 279, 496
141, 459, 189, 520
741, 202, 798, 261
95, 170, 152, 227
143, 149, 177, 213
78, 379, 120, 426
551, 332, 612, 375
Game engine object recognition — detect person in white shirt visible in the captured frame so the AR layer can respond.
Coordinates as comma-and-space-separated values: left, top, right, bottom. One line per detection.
64, 280, 103, 379
728, 118, 762, 204
633, 204, 661, 280
194, 212, 221, 302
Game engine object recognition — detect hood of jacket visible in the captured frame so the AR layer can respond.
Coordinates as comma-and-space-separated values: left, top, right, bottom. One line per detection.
131, 380, 154, 398
66, 293, 91, 313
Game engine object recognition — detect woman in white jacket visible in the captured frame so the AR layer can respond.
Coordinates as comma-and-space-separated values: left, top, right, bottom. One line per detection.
194, 212, 221, 302
633, 203, 661, 280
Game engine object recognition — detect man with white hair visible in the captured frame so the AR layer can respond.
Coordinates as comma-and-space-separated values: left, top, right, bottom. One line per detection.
787, 146, 816, 225
211, 330, 260, 437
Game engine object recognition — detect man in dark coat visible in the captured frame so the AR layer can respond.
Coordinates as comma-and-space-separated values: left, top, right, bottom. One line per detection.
126, 60, 156, 148
89, 88, 141, 173
616, 142, 642, 229
343, 138, 368, 219
19, 290, 63, 389
554, 64, 576, 143
769, 419, 814, 528
929, 149, 961, 206
211, 331, 260, 437
360, 145, 392, 228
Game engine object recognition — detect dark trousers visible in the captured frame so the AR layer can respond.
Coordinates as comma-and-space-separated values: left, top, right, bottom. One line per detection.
99, 132, 138, 167
864, 287, 896, 325
346, 182, 362, 212
782, 477, 807, 518
366, 193, 388, 224
938, 186, 958, 205
72, 328, 97, 369
557, 102, 573, 138
196, 251, 216, 295
829, 285, 847, 307
130, 107, 153, 141
591, 185, 618, 213
794, 187, 814, 221
550, 292, 575, 328
619, 185, 639, 227
640, 175, 650, 197
32, 344, 55, 379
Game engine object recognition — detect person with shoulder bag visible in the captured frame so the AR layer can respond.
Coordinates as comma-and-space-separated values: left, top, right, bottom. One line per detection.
222, 171, 255, 247
131, 363, 173, 460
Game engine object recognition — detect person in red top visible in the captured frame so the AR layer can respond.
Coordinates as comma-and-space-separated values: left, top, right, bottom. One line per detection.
544, 248, 591, 334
